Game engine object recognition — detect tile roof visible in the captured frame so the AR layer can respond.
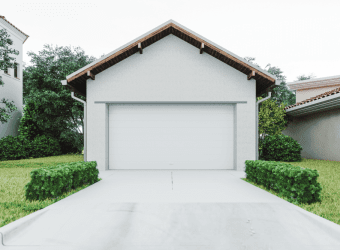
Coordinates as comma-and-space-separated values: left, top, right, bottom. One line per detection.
0, 16, 29, 43
285, 86, 340, 110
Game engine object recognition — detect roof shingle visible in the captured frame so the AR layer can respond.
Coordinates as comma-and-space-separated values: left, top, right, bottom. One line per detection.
285, 87, 340, 110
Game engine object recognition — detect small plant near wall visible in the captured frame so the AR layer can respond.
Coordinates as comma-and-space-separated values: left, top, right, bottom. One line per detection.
260, 134, 303, 162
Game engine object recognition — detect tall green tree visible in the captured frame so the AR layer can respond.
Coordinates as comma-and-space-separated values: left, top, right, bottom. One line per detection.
0, 28, 19, 124
22, 44, 97, 154
258, 97, 288, 153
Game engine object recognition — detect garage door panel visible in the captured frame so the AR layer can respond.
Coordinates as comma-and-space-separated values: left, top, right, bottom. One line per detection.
110, 128, 233, 141
109, 139, 233, 149
109, 104, 234, 170
110, 104, 233, 113
110, 160, 231, 170
110, 144, 233, 156
110, 151, 233, 163
110, 113, 233, 122
110, 120, 233, 128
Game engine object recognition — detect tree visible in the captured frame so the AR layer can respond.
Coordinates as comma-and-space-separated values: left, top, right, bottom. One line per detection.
244, 57, 315, 155
22, 44, 97, 154
258, 97, 288, 154
296, 74, 315, 81
0, 28, 20, 124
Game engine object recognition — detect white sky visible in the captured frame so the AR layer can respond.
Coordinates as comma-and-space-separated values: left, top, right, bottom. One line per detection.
2, 0, 340, 83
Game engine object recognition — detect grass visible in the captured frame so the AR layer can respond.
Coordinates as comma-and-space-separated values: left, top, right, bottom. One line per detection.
0, 153, 100, 228
0, 153, 84, 169
243, 158, 340, 225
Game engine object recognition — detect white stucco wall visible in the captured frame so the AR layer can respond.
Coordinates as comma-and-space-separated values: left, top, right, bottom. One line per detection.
86, 34, 256, 171
0, 20, 25, 140
283, 108, 340, 161
296, 85, 340, 103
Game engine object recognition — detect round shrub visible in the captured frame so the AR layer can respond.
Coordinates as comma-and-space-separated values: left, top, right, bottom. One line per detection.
260, 134, 303, 162
0, 135, 31, 161
29, 134, 62, 159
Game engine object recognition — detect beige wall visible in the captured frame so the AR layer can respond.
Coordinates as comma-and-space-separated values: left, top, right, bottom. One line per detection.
296, 85, 340, 103
283, 108, 340, 161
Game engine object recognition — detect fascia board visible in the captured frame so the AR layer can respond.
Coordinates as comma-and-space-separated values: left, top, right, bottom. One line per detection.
67, 19, 276, 81
286, 93, 340, 116
170, 20, 276, 80
66, 19, 175, 80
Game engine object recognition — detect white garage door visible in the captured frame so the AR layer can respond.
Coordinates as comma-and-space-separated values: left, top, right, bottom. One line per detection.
109, 104, 234, 170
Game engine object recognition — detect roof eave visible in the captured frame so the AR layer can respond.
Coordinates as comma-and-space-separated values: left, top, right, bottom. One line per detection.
285, 94, 340, 117
0, 16, 29, 43
287, 74, 340, 90
66, 19, 276, 82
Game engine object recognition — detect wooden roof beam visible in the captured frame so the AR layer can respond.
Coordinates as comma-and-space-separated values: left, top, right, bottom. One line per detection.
247, 71, 256, 80
200, 43, 204, 54
87, 71, 95, 80
138, 43, 143, 54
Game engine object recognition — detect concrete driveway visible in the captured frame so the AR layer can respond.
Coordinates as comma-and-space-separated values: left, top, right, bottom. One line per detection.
1, 170, 340, 250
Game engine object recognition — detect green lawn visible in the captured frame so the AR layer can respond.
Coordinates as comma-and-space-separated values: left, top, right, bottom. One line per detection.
0, 153, 98, 228
243, 158, 340, 225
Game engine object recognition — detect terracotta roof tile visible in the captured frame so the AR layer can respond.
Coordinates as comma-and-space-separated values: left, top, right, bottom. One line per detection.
285, 86, 340, 110
0, 15, 29, 43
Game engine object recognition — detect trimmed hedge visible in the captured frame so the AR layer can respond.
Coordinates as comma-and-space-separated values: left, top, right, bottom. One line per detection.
29, 134, 62, 159
245, 160, 322, 204
25, 161, 99, 201
0, 135, 31, 161
0, 134, 62, 161
260, 134, 303, 162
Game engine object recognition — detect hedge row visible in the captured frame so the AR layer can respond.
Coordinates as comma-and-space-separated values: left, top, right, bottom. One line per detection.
0, 135, 62, 161
25, 161, 99, 201
245, 160, 322, 204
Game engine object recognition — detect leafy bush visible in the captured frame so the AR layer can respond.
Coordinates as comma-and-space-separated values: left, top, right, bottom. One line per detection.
58, 130, 83, 155
0, 135, 31, 161
19, 100, 82, 155
18, 101, 45, 141
29, 134, 62, 158
260, 134, 303, 162
245, 160, 322, 204
25, 161, 99, 201
0, 134, 62, 161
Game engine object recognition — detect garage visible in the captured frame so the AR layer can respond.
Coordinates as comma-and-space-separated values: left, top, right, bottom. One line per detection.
62, 20, 277, 171
109, 103, 235, 170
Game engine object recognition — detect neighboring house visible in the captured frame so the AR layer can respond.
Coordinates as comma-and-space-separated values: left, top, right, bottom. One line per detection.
61, 20, 277, 171
0, 16, 29, 140
283, 75, 340, 161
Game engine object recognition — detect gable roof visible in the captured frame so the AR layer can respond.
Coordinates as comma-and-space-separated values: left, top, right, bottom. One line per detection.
0, 16, 29, 43
64, 19, 276, 98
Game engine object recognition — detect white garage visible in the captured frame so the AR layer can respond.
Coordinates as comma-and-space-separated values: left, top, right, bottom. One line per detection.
108, 103, 235, 170
62, 19, 277, 171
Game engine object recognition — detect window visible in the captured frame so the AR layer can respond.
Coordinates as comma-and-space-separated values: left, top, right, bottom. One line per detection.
14, 63, 18, 78
4, 66, 8, 74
